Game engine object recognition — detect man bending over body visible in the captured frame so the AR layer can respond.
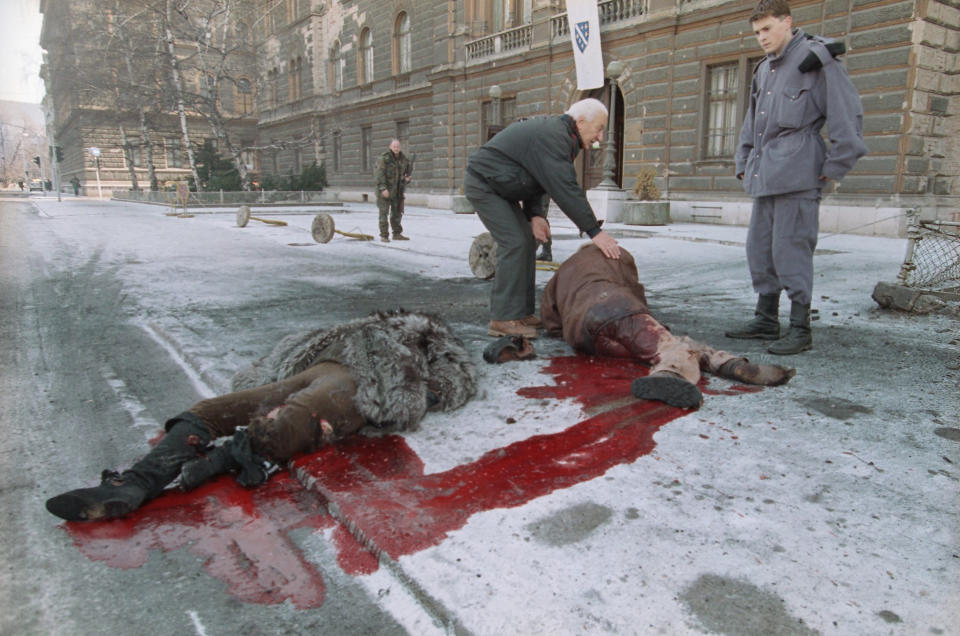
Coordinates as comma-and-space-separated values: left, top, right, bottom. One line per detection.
542, 245, 795, 408
47, 310, 476, 522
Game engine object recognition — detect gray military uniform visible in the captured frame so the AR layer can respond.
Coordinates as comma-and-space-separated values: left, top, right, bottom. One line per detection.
736, 29, 867, 305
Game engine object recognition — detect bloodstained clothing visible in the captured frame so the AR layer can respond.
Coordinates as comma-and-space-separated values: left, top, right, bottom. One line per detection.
541, 245, 735, 384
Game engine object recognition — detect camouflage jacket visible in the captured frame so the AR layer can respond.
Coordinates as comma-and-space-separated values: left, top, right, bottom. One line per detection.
375, 150, 411, 199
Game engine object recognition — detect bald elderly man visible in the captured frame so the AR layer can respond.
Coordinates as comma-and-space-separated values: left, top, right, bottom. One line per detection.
465, 98, 621, 340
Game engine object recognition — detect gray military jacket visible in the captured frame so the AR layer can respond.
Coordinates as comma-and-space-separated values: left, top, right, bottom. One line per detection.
736, 29, 868, 198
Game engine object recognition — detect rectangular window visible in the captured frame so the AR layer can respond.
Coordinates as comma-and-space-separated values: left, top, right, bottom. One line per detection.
704, 63, 740, 159
165, 138, 182, 168
333, 131, 342, 173
361, 127, 373, 173
481, 96, 517, 142
396, 120, 409, 146
128, 141, 142, 168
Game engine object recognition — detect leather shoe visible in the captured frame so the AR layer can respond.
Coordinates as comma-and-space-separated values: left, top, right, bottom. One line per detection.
393, 234, 410, 241
520, 314, 542, 328
488, 319, 538, 339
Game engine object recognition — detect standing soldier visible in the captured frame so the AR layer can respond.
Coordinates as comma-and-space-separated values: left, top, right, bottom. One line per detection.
375, 139, 412, 242
727, 0, 867, 355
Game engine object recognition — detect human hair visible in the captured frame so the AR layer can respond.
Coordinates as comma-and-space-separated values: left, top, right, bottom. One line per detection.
749, 0, 791, 23
565, 98, 608, 122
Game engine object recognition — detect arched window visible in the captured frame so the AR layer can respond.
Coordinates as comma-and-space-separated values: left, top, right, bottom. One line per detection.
236, 77, 253, 114
331, 40, 343, 91
359, 27, 374, 85
394, 12, 411, 74
267, 68, 279, 108
289, 56, 303, 100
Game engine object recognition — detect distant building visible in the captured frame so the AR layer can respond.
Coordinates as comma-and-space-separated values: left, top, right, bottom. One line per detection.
40, 0, 958, 235
0, 100, 46, 187
39, 0, 257, 196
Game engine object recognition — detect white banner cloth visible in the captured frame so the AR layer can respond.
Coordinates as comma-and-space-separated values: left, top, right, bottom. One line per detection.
566, 0, 604, 90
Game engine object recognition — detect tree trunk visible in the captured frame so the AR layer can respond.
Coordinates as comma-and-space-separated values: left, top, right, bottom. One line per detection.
165, 0, 202, 191
118, 123, 140, 191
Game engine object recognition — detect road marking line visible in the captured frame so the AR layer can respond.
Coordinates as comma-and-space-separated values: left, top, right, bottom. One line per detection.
137, 321, 217, 398
187, 611, 208, 636
100, 365, 161, 439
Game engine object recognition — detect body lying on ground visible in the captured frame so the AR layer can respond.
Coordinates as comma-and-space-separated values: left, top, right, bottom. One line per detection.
46, 310, 477, 522
541, 244, 795, 408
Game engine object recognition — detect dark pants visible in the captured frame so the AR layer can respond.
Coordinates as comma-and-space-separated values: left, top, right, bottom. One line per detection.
187, 362, 364, 462
746, 195, 820, 305
378, 195, 404, 237
463, 171, 536, 321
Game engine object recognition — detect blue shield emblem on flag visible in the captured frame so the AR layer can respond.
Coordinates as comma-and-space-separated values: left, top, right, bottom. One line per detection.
575, 21, 590, 53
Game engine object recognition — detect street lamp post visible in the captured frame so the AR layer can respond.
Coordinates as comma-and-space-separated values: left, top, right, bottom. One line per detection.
488, 85, 502, 140
596, 60, 625, 190
88, 147, 102, 200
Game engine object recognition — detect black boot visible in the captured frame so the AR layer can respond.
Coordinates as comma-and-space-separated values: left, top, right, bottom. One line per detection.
768, 301, 812, 355
725, 293, 781, 339
180, 428, 274, 490
179, 443, 238, 490
45, 414, 211, 522
631, 371, 703, 409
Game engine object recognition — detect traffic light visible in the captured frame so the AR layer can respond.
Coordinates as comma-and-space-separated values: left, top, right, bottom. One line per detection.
55, 146, 64, 162
33, 156, 41, 167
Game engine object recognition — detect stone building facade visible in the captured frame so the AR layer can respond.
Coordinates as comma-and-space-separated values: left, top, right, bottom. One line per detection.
41, 0, 957, 235
39, 0, 258, 196
256, 0, 957, 236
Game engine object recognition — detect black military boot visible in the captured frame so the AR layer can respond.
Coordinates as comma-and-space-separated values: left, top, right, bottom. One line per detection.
768, 301, 812, 355
725, 293, 781, 339
45, 415, 211, 522
631, 371, 703, 409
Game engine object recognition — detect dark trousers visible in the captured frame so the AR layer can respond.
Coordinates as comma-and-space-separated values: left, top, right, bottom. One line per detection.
746, 195, 820, 305
463, 171, 536, 320
187, 362, 364, 462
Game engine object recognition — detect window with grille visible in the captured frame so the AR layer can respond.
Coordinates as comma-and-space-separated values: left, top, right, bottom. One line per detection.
705, 62, 739, 158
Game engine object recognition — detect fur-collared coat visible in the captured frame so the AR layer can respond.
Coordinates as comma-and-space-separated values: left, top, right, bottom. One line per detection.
231, 310, 476, 431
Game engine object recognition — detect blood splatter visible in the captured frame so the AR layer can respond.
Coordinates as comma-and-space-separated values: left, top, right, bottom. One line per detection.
62, 355, 699, 607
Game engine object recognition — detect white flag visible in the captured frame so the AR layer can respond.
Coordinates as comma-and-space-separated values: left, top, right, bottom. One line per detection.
566, 0, 604, 90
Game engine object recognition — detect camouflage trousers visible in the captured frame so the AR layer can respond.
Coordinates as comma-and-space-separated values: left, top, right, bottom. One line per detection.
378, 195, 404, 237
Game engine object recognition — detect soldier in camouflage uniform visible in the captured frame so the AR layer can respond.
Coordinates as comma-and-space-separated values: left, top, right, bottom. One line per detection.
375, 139, 412, 242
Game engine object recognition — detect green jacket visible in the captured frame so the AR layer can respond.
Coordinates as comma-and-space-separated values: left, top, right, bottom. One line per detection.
466, 114, 602, 237
375, 150, 411, 199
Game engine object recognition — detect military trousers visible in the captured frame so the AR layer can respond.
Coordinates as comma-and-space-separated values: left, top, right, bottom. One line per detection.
378, 195, 404, 237
746, 194, 820, 305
